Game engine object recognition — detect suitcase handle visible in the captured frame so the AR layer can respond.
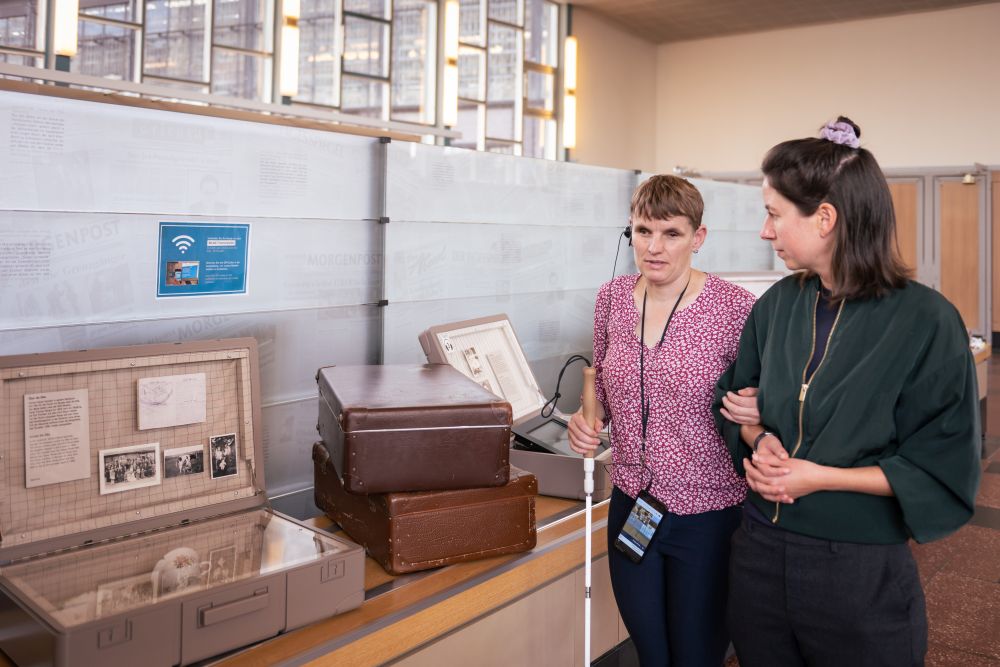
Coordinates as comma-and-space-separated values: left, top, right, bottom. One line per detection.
199, 589, 270, 627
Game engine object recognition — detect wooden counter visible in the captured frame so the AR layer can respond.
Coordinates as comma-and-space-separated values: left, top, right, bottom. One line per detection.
973, 344, 991, 366
211, 495, 615, 666
0, 493, 617, 667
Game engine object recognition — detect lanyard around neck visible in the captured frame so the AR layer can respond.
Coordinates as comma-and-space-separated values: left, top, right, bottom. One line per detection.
639, 273, 691, 449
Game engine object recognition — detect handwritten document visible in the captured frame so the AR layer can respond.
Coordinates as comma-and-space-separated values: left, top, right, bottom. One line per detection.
137, 373, 207, 430
24, 389, 90, 488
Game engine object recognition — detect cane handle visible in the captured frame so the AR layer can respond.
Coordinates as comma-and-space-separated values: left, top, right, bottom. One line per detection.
582, 367, 598, 459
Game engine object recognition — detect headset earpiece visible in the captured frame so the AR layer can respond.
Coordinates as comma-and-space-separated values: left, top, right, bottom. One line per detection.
610, 223, 630, 283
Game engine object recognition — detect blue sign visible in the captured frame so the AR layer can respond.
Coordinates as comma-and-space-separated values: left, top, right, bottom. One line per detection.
157, 222, 250, 297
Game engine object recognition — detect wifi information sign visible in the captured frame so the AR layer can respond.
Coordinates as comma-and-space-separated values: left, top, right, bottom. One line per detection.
157, 222, 250, 297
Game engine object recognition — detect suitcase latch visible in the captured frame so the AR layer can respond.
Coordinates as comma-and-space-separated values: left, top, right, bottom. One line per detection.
321, 559, 345, 582
97, 620, 132, 649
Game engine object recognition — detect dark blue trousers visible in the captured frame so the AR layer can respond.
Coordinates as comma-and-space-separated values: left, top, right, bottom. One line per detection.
607, 487, 741, 667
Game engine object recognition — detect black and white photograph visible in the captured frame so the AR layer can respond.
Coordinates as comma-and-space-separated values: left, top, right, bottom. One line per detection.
96, 574, 156, 617
209, 545, 237, 585
163, 444, 205, 479
99, 443, 161, 495
209, 433, 238, 479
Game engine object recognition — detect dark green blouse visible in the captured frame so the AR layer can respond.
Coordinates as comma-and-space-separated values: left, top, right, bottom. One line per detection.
713, 274, 982, 544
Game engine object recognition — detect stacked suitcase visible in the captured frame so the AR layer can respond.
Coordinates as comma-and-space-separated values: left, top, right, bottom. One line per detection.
314, 364, 538, 575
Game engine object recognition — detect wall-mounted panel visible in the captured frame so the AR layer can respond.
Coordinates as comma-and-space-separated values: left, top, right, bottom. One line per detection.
261, 398, 332, 497
385, 290, 596, 363
0, 90, 380, 219
383, 144, 640, 413
693, 230, 775, 275
385, 222, 625, 303
0, 305, 378, 496
385, 142, 635, 226
688, 178, 763, 232
0, 305, 379, 405
0, 213, 380, 329
636, 174, 775, 273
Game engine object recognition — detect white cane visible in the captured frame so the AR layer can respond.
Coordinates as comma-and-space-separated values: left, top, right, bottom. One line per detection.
581, 366, 598, 666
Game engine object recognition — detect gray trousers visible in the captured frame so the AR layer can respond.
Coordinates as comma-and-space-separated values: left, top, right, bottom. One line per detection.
727, 511, 927, 667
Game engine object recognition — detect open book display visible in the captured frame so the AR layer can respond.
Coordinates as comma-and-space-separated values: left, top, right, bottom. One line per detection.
420, 314, 612, 501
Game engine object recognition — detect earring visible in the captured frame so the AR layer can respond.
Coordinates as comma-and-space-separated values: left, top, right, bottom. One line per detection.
693, 249, 700, 254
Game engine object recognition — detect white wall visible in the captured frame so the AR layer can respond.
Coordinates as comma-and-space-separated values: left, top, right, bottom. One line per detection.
653, 3, 1000, 173
573, 8, 658, 173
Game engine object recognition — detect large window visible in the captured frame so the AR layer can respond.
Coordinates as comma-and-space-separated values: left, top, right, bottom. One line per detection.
340, 2, 389, 118
73, 0, 141, 80
453, 0, 486, 150
485, 19, 521, 150
391, 0, 434, 124
454, 0, 558, 158
5, 0, 564, 158
297, 0, 340, 106
67, 0, 276, 99
344, 0, 388, 19
0, 0, 43, 67
144, 0, 209, 89
522, 0, 556, 159
212, 0, 273, 100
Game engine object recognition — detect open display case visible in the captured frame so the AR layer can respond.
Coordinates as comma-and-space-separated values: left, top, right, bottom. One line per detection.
0, 339, 364, 667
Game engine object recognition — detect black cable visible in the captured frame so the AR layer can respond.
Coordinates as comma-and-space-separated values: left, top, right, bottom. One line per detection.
541, 228, 626, 444
540, 354, 591, 418
610, 228, 628, 282
609, 460, 654, 490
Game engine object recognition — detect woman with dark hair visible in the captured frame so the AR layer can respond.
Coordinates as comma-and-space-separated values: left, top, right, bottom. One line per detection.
714, 117, 981, 666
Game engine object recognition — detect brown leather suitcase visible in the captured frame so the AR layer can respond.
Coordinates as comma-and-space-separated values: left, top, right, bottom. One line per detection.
316, 364, 512, 494
313, 443, 537, 575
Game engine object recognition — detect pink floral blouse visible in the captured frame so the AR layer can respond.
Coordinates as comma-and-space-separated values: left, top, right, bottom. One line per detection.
594, 273, 755, 514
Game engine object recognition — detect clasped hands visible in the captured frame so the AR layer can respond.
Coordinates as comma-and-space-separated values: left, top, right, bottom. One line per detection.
567, 387, 826, 503
722, 388, 824, 505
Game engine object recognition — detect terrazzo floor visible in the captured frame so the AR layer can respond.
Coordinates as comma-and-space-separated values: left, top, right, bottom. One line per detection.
904, 352, 1000, 666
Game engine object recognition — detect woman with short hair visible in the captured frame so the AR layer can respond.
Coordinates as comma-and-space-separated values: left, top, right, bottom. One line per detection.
570, 174, 757, 666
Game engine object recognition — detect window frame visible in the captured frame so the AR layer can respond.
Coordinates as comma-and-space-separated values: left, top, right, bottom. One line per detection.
141, 0, 212, 86
7, 0, 567, 158
0, 0, 46, 65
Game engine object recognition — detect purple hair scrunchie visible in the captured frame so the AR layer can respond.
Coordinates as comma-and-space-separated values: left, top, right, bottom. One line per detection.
820, 121, 860, 149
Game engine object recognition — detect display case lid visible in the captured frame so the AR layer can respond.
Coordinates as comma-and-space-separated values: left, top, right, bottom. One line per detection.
418, 314, 545, 423
0, 339, 266, 563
